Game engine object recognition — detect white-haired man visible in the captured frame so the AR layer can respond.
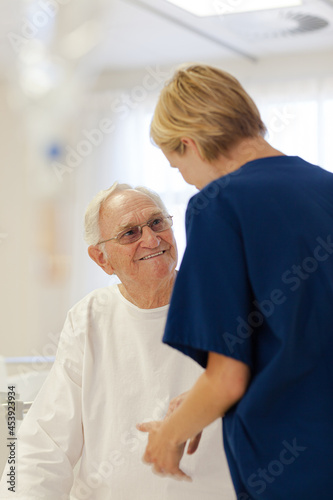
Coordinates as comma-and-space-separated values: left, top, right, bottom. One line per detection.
0, 183, 235, 499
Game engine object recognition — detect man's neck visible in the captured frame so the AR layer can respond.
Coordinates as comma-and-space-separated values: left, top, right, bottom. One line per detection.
118, 272, 177, 309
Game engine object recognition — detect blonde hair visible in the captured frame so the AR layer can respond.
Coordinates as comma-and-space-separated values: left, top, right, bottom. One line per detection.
151, 64, 267, 161
84, 182, 168, 246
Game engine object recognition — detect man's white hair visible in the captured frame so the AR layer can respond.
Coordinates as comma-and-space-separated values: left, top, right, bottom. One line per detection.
84, 181, 168, 246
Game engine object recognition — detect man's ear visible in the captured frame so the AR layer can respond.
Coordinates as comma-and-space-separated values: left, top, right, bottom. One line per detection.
180, 137, 203, 159
88, 246, 115, 275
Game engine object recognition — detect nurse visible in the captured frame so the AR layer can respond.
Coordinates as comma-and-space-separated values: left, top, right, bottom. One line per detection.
138, 64, 333, 499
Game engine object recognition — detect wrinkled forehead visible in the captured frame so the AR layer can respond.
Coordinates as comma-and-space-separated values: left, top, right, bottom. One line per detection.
100, 190, 162, 231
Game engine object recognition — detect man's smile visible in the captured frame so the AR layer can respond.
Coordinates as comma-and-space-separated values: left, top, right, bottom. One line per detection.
140, 250, 166, 261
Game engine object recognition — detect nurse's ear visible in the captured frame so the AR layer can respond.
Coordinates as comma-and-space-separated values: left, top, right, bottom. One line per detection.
180, 137, 204, 159
88, 245, 115, 275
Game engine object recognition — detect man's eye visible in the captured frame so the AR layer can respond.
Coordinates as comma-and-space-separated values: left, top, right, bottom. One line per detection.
123, 228, 136, 237
152, 218, 163, 226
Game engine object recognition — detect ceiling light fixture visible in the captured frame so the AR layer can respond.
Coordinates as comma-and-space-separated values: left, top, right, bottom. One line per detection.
164, 0, 303, 17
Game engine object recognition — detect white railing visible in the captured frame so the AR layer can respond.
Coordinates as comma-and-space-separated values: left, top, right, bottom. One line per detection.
0, 356, 55, 479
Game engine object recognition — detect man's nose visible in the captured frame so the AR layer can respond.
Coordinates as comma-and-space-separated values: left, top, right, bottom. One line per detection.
140, 226, 161, 247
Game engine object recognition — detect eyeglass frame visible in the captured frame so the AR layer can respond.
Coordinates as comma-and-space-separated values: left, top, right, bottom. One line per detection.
96, 215, 173, 246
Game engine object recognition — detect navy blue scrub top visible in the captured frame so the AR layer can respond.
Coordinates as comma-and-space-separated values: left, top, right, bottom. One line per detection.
163, 156, 333, 500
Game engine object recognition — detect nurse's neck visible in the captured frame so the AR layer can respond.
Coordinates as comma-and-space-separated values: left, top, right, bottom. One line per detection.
208, 136, 284, 184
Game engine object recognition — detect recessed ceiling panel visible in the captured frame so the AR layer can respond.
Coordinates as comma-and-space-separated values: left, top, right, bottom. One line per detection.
164, 0, 303, 17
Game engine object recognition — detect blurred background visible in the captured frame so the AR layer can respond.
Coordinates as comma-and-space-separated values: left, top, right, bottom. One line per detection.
0, 0, 332, 397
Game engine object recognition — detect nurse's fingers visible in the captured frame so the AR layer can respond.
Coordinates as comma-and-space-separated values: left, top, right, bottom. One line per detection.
136, 421, 159, 433
172, 468, 192, 481
165, 391, 189, 419
153, 464, 192, 481
152, 464, 166, 476
187, 432, 202, 455
137, 421, 192, 481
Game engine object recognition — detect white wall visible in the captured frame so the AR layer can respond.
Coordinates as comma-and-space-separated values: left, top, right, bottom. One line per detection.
0, 82, 38, 357
0, 80, 79, 358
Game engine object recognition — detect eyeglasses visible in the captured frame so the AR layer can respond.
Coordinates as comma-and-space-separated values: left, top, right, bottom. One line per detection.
97, 215, 173, 246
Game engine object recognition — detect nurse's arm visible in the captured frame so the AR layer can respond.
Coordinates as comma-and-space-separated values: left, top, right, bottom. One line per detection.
137, 352, 250, 480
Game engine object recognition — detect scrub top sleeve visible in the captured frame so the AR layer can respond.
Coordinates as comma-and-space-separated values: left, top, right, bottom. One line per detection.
164, 194, 253, 370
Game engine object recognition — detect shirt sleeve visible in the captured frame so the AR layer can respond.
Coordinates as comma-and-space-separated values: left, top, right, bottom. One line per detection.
0, 313, 84, 500
163, 193, 254, 370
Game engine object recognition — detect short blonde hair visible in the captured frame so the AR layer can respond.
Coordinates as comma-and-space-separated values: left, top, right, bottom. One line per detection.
150, 64, 266, 161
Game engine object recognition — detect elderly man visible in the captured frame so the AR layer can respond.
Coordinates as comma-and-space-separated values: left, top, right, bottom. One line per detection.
0, 183, 235, 499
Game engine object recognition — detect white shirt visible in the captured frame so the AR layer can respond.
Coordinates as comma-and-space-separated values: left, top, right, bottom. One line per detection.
0, 285, 235, 499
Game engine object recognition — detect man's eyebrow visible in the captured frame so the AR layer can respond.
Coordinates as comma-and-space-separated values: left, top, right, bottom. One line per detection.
116, 211, 163, 231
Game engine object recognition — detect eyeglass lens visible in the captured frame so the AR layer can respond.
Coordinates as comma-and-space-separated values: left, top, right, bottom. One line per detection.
119, 217, 172, 244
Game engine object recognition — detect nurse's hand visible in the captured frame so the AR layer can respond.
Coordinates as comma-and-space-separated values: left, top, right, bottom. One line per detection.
165, 392, 188, 418
136, 420, 192, 481
165, 392, 202, 455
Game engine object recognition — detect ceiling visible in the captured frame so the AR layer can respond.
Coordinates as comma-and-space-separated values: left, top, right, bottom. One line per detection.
97, 0, 333, 68
1, 0, 333, 84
